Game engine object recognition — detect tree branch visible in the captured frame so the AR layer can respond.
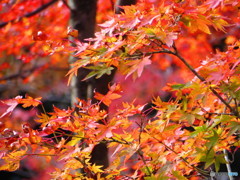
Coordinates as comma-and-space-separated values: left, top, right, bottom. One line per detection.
0, 0, 58, 28
0, 65, 68, 82
133, 46, 238, 117
0, 67, 38, 81
149, 133, 210, 177
170, 50, 238, 117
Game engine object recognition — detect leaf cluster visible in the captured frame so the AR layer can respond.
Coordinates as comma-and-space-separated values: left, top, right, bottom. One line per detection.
0, 0, 240, 179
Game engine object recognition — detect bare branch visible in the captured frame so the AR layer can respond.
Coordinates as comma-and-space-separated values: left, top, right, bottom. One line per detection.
0, 0, 58, 29
0, 67, 38, 81
0, 65, 68, 82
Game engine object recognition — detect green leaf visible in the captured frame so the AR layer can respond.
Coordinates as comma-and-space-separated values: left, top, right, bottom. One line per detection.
186, 114, 195, 125
228, 121, 240, 136
66, 132, 84, 146
83, 70, 99, 80
141, 166, 153, 176
83, 65, 114, 80
200, 148, 215, 169
204, 157, 215, 169
200, 148, 215, 161
190, 125, 208, 137
180, 16, 191, 27
66, 136, 82, 146
154, 176, 169, 180
209, 115, 232, 129
144, 176, 158, 180
215, 154, 226, 172
171, 83, 187, 90
205, 130, 219, 149
172, 171, 188, 180
164, 124, 180, 131
96, 66, 114, 78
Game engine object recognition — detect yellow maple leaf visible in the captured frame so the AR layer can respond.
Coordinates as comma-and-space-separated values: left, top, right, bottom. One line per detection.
89, 163, 104, 174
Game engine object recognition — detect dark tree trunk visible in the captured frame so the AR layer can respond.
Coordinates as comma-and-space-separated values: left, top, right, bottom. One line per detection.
68, 0, 111, 170
69, 1, 97, 41
68, 0, 137, 170
68, 0, 98, 106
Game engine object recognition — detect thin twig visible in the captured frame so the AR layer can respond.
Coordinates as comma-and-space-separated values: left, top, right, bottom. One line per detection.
135, 47, 238, 117
234, 98, 239, 117
136, 149, 152, 176
0, 0, 58, 28
0, 66, 68, 82
149, 133, 210, 177
0, 66, 40, 81
207, 112, 234, 116
170, 50, 238, 117
136, 117, 152, 176
110, 136, 152, 176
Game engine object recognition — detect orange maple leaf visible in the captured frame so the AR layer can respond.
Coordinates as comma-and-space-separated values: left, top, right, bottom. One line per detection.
94, 84, 122, 106
17, 95, 42, 108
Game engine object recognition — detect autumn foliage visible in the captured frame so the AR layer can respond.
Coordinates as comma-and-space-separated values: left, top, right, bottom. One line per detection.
0, 0, 240, 179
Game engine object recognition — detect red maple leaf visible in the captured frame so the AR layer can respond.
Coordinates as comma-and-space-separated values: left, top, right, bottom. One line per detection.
0, 96, 22, 118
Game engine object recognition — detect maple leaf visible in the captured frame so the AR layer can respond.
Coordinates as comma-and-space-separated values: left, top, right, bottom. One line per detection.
205, 0, 224, 9
212, 18, 228, 32
35, 113, 50, 124
83, 65, 114, 81
189, 17, 211, 34
99, 18, 117, 36
1, 1, 239, 179
0, 148, 27, 171
17, 95, 42, 108
50, 106, 73, 118
67, 27, 78, 38
125, 56, 152, 79
94, 84, 122, 106
165, 32, 178, 47
94, 92, 121, 106
72, 40, 89, 56
0, 160, 20, 172
89, 163, 104, 173
0, 96, 22, 118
